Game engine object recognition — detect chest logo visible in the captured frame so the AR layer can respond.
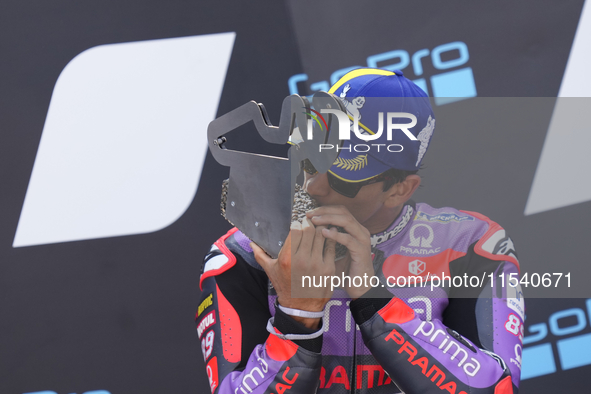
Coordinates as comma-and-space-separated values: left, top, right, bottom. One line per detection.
409, 260, 427, 275
409, 223, 434, 247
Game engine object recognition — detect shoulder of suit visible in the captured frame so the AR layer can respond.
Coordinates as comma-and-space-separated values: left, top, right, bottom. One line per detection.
199, 228, 264, 289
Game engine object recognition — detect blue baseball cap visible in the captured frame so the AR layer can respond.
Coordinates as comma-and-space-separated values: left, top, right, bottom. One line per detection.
327, 68, 435, 182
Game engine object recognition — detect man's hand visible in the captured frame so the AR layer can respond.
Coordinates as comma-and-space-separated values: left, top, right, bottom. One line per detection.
307, 205, 375, 299
251, 218, 336, 329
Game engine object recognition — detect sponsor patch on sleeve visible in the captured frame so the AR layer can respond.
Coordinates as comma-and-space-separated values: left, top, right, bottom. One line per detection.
506, 283, 525, 321
198, 293, 214, 317
482, 230, 518, 260
462, 211, 520, 268
197, 311, 216, 338
476, 228, 519, 267
201, 330, 215, 361
415, 211, 474, 224
206, 356, 219, 394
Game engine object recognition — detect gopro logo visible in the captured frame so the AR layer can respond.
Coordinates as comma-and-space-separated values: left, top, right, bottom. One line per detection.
288, 41, 476, 106
522, 299, 591, 380
14, 33, 235, 247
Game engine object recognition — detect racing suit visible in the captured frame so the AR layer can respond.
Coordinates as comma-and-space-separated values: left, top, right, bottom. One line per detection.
196, 201, 523, 393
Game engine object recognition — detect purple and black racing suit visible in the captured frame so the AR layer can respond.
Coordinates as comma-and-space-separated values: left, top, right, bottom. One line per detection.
196, 201, 523, 393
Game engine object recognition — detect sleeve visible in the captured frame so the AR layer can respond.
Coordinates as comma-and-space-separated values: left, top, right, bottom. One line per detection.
196, 229, 324, 394
349, 235, 522, 394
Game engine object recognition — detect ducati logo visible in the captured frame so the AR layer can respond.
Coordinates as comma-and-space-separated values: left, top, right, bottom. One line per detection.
409, 260, 426, 275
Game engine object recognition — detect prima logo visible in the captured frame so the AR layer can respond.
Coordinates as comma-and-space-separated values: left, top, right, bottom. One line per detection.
238, 355, 270, 393
413, 321, 482, 376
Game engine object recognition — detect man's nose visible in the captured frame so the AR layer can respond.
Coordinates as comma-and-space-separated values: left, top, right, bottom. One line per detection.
304, 172, 331, 198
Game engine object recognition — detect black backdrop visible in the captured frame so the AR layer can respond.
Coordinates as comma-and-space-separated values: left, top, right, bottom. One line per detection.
1, 1, 589, 393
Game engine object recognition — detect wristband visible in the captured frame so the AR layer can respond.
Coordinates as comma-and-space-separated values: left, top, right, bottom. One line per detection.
266, 317, 325, 340
277, 303, 325, 319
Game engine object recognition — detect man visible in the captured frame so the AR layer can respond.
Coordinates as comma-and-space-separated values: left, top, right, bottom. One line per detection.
196, 68, 523, 394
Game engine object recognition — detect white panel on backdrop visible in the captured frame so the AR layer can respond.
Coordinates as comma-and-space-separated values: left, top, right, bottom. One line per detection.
525, 0, 591, 215
13, 33, 235, 247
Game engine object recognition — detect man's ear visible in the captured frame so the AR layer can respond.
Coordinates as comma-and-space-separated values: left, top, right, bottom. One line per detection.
383, 175, 421, 208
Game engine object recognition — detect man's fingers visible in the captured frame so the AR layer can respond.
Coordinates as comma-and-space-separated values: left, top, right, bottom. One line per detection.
322, 227, 356, 249
335, 251, 350, 273
306, 205, 348, 217
311, 225, 327, 259
310, 213, 352, 228
324, 238, 336, 264
298, 217, 316, 255
307, 206, 370, 241
250, 242, 275, 271
311, 214, 369, 241
289, 221, 303, 254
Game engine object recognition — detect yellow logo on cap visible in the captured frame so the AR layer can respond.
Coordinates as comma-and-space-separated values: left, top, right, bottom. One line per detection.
333, 154, 368, 171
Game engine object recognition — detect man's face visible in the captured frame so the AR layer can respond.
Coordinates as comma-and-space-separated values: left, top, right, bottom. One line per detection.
303, 171, 390, 226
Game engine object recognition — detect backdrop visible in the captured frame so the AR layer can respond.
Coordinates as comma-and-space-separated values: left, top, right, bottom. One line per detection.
1, 1, 590, 393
